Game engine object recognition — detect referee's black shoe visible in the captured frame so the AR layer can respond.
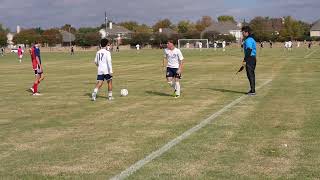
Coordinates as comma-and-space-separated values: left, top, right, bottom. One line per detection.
247, 90, 256, 96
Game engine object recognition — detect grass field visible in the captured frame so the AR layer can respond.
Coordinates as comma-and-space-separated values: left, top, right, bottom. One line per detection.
0, 47, 319, 179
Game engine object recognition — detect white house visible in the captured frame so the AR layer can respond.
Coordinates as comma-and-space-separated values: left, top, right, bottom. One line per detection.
310, 19, 320, 37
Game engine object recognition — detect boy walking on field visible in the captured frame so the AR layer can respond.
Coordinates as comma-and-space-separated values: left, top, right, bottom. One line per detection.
91, 39, 113, 101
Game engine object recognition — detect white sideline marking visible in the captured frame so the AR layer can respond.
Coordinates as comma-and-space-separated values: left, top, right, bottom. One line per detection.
110, 79, 272, 180
304, 50, 317, 58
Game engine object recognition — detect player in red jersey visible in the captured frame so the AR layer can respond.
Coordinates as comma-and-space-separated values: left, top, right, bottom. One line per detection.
29, 42, 44, 96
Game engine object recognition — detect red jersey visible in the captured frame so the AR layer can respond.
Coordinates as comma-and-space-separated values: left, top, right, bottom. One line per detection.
30, 47, 37, 70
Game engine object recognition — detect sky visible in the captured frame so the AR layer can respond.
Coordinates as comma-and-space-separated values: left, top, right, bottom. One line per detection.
0, 0, 319, 31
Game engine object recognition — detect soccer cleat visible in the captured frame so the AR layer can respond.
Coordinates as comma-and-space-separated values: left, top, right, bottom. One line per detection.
91, 93, 96, 101
108, 96, 114, 101
172, 90, 177, 97
30, 87, 34, 93
32, 93, 42, 96
174, 94, 180, 98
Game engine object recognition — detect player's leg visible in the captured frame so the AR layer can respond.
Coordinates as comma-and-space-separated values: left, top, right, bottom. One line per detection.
32, 74, 42, 95
92, 75, 104, 101
173, 71, 181, 98
106, 75, 113, 100
245, 60, 256, 95
166, 68, 175, 91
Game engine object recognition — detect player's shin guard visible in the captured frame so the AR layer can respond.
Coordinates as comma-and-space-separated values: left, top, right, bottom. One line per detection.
175, 82, 181, 96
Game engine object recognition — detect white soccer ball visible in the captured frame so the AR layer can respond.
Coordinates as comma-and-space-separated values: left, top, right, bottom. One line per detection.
120, 89, 128, 96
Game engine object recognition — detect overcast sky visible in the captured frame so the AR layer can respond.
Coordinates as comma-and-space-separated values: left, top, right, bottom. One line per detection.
0, 0, 319, 31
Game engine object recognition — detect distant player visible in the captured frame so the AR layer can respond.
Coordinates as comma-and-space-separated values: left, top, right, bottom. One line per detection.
0, 47, 4, 56
136, 44, 140, 50
163, 40, 184, 98
91, 39, 113, 101
269, 41, 273, 48
198, 41, 203, 51
288, 40, 293, 51
213, 41, 217, 50
222, 40, 226, 51
297, 41, 300, 48
18, 46, 23, 63
29, 42, 44, 96
71, 46, 74, 55
308, 41, 312, 49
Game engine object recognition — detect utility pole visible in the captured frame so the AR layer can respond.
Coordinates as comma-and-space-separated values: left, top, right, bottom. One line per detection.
105, 12, 108, 34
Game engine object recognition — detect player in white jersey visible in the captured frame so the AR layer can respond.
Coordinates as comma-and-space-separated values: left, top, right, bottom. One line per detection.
91, 39, 113, 101
288, 40, 293, 51
198, 41, 203, 51
163, 40, 184, 98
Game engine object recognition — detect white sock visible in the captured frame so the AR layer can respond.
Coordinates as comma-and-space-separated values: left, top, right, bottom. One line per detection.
93, 88, 98, 95
108, 91, 112, 97
175, 82, 181, 95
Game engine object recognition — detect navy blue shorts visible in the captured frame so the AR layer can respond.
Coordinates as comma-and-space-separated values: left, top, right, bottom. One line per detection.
97, 74, 112, 81
166, 67, 181, 79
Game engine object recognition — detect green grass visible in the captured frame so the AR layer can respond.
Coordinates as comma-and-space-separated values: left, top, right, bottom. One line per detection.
0, 47, 319, 179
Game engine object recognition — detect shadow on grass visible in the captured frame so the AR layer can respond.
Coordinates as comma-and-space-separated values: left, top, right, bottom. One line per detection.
203, 88, 246, 94
145, 91, 172, 97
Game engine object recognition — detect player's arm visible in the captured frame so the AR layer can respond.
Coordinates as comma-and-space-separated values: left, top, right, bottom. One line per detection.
243, 39, 253, 64
94, 53, 99, 66
36, 56, 42, 70
178, 60, 184, 74
177, 50, 184, 74
162, 51, 167, 69
107, 53, 113, 75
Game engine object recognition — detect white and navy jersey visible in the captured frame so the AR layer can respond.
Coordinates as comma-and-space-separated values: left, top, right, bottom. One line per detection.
94, 48, 113, 75
163, 48, 184, 68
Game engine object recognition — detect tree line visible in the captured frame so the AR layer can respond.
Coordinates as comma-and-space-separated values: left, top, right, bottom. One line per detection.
0, 15, 317, 47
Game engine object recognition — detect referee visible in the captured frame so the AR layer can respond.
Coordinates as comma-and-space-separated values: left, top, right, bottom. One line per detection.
242, 26, 257, 95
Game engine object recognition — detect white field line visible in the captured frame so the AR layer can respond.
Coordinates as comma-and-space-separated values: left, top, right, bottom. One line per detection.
304, 50, 317, 58
110, 79, 273, 180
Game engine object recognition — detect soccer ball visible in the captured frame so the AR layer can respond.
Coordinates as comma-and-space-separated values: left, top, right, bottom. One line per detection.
120, 89, 128, 96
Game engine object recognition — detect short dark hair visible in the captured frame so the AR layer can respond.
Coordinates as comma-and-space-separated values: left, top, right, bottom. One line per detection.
167, 39, 174, 44
100, 39, 109, 47
241, 26, 252, 34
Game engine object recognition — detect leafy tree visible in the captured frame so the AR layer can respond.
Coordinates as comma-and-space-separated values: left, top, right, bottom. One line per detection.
129, 32, 151, 46
13, 29, 41, 45
0, 23, 10, 33
118, 21, 139, 31
75, 32, 100, 47
0, 32, 7, 46
78, 27, 99, 34
202, 31, 220, 42
217, 15, 236, 23
61, 24, 77, 34
195, 16, 213, 31
152, 19, 173, 32
249, 16, 274, 41
42, 29, 62, 46
177, 20, 194, 34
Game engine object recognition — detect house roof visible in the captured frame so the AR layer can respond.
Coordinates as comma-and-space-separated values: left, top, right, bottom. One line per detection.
202, 22, 241, 35
311, 19, 320, 31
59, 30, 75, 42
105, 25, 131, 35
